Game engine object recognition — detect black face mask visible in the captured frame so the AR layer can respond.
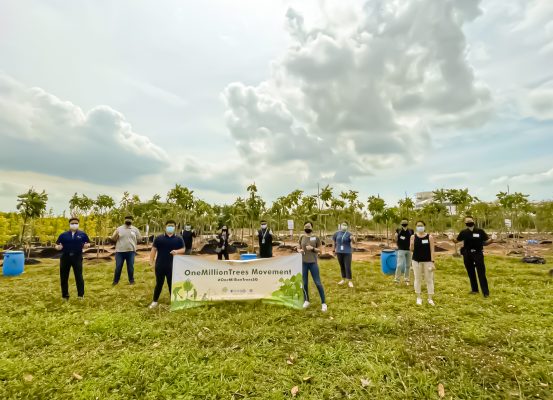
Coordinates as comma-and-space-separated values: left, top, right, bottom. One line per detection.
304, 228, 312, 234
466, 222, 475, 228
125, 221, 132, 226
401, 223, 408, 227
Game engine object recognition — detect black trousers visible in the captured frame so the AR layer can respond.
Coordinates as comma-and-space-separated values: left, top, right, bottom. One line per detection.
217, 251, 229, 260
60, 254, 84, 298
337, 253, 353, 279
153, 264, 172, 302
462, 251, 489, 296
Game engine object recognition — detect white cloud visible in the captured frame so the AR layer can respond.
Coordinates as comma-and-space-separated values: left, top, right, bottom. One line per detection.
0, 72, 169, 184
222, 0, 492, 183
429, 172, 468, 183
491, 167, 553, 185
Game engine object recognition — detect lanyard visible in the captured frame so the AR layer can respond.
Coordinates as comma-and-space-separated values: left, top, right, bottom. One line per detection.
261, 228, 269, 241
339, 231, 348, 245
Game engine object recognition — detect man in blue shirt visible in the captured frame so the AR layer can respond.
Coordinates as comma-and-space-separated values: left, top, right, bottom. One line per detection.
148, 220, 185, 309
55, 217, 91, 300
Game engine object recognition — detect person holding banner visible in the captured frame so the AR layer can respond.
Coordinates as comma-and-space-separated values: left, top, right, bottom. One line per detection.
216, 225, 231, 260
449, 216, 495, 298
258, 220, 273, 258
148, 220, 185, 309
410, 220, 436, 306
332, 221, 355, 287
298, 221, 327, 312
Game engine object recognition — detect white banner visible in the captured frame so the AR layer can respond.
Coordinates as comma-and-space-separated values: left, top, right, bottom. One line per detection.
171, 254, 304, 310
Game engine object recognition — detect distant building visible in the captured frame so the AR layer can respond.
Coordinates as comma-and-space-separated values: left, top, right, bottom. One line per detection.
415, 191, 456, 214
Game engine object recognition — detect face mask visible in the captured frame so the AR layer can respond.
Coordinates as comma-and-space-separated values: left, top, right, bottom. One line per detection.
166, 226, 175, 234
261, 224, 267, 229
184, 226, 191, 231
466, 222, 475, 228
304, 228, 312, 234
416, 226, 425, 233
70, 223, 79, 231
401, 223, 408, 227
341, 225, 348, 232
125, 221, 132, 226
222, 228, 228, 232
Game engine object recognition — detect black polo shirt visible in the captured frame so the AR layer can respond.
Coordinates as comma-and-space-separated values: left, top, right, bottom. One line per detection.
153, 234, 184, 268
396, 228, 414, 251
457, 228, 489, 252
181, 230, 196, 249
56, 230, 90, 256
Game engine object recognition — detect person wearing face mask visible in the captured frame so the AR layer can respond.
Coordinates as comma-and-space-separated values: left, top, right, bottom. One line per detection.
180, 225, 196, 255
393, 219, 414, 285
258, 220, 273, 258
148, 220, 185, 309
410, 221, 436, 306
449, 216, 494, 298
111, 215, 142, 286
54, 217, 91, 300
216, 225, 231, 260
298, 221, 327, 312
332, 221, 355, 287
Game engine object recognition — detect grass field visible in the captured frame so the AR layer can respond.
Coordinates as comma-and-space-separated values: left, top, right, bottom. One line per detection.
1, 255, 552, 399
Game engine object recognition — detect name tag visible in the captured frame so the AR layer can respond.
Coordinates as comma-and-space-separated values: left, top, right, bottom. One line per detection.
310, 237, 316, 242
400, 236, 405, 240
422, 239, 429, 244
473, 233, 480, 238
340, 245, 344, 251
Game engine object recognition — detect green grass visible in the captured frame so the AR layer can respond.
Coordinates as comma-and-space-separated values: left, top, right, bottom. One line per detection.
1, 255, 552, 399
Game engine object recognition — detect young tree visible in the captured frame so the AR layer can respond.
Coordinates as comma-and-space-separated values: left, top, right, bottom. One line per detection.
367, 195, 386, 240
16, 188, 48, 254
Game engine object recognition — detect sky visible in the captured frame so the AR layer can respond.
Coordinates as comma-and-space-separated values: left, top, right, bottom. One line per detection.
0, 0, 552, 213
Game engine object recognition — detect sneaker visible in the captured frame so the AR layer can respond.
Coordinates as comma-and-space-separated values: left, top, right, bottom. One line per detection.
302, 301, 310, 309
428, 299, 435, 306
112, 282, 118, 286
348, 281, 354, 288
469, 291, 479, 295
393, 279, 400, 284
77, 296, 84, 301
483, 294, 490, 298
129, 281, 135, 285
148, 301, 159, 309
338, 280, 345, 285
62, 297, 69, 302
321, 303, 328, 312
405, 280, 410, 286
416, 298, 423, 306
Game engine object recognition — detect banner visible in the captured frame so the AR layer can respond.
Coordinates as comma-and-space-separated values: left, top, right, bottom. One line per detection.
171, 254, 304, 310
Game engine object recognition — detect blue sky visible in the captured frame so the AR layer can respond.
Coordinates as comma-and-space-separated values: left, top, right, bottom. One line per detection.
0, 0, 552, 212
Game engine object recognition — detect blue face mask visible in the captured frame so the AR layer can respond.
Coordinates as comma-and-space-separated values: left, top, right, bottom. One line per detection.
166, 226, 175, 234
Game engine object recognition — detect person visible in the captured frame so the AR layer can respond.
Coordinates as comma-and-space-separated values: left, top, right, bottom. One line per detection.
111, 215, 141, 286
216, 225, 231, 260
54, 217, 91, 300
410, 220, 436, 306
258, 220, 273, 258
181, 224, 196, 255
394, 218, 414, 285
148, 220, 185, 309
332, 221, 355, 287
298, 221, 327, 312
449, 216, 494, 298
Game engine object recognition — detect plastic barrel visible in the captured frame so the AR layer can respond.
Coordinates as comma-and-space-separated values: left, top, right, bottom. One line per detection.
2, 251, 25, 276
381, 249, 397, 275
240, 253, 257, 261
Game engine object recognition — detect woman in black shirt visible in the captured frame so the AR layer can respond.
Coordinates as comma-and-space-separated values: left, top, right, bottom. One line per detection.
410, 220, 436, 306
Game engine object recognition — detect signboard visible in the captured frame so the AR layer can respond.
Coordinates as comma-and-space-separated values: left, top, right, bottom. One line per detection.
171, 254, 303, 310
287, 220, 294, 230
505, 219, 512, 228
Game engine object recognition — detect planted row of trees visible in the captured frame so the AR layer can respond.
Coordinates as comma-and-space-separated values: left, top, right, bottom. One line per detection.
3, 185, 552, 249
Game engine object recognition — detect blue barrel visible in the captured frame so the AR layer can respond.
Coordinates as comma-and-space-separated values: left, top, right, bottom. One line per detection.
381, 249, 397, 275
240, 253, 257, 261
2, 251, 25, 276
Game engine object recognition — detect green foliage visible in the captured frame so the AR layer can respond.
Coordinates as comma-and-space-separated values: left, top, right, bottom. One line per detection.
267, 273, 304, 309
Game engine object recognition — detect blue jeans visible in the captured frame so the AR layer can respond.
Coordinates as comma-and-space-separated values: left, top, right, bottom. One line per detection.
395, 250, 411, 282
114, 251, 136, 284
302, 262, 326, 303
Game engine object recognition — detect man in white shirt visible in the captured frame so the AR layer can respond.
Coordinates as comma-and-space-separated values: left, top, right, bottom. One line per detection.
111, 215, 142, 285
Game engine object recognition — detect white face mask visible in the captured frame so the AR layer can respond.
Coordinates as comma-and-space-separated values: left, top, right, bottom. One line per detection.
261, 224, 267, 229
416, 226, 425, 233
70, 223, 79, 231
341, 225, 348, 231
166, 226, 175, 234
184, 226, 191, 231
